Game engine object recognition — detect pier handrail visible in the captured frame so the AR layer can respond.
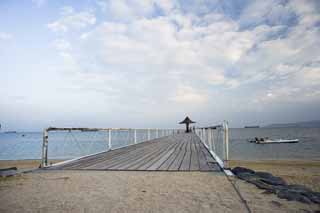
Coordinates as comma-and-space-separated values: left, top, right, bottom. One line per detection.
41, 127, 181, 168
195, 121, 229, 169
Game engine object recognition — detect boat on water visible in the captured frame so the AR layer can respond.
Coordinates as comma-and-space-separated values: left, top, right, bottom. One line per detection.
244, 125, 260, 128
249, 137, 299, 144
4, 131, 17, 134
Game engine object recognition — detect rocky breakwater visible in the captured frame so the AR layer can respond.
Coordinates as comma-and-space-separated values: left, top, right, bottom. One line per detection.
232, 167, 320, 204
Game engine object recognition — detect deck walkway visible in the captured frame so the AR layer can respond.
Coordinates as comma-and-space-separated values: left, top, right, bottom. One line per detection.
49, 133, 220, 171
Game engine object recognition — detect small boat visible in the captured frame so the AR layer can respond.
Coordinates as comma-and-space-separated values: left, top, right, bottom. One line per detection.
4, 131, 17, 134
249, 137, 299, 144
256, 139, 299, 144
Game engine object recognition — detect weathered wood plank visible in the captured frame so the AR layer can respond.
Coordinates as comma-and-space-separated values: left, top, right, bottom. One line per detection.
49, 133, 220, 172
189, 135, 200, 170
58, 138, 161, 169
167, 136, 188, 170
179, 135, 191, 170
88, 140, 169, 170
113, 140, 177, 170
157, 138, 186, 170
142, 141, 181, 170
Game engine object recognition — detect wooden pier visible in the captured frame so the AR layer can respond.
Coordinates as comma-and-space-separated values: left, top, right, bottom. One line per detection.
49, 133, 220, 171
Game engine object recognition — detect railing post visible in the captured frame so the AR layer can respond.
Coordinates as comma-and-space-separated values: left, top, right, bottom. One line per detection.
41, 128, 48, 167
212, 128, 216, 152
108, 129, 112, 150
224, 121, 229, 162
208, 128, 212, 151
134, 129, 137, 144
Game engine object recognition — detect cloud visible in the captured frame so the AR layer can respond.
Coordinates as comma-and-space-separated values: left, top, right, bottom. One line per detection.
51, 39, 72, 51
0, 32, 12, 40
170, 85, 208, 104
43, 0, 320, 126
32, 0, 46, 7
47, 7, 96, 33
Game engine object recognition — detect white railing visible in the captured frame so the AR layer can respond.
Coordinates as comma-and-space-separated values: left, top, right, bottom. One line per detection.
41, 127, 181, 167
195, 121, 229, 169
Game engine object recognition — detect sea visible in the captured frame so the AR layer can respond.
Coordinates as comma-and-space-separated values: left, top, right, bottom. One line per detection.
0, 128, 319, 161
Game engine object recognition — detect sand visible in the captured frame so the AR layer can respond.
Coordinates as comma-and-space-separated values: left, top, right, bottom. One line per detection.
0, 170, 318, 213
0, 160, 319, 212
0, 159, 62, 170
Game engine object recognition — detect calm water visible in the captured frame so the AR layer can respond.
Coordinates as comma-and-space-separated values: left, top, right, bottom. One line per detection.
0, 128, 319, 161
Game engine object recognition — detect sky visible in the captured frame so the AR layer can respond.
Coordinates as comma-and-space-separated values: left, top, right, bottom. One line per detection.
1, 0, 320, 131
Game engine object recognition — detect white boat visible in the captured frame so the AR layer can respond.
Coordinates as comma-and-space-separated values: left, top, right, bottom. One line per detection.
255, 139, 299, 144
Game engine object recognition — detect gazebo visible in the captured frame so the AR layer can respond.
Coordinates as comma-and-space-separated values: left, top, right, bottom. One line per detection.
179, 116, 196, 133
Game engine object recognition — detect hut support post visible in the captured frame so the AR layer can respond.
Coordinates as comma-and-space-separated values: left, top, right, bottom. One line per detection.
41, 129, 49, 167
108, 129, 112, 150
134, 129, 137, 144
148, 129, 150, 140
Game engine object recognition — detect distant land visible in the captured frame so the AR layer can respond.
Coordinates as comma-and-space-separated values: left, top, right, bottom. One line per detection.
264, 120, 320, 128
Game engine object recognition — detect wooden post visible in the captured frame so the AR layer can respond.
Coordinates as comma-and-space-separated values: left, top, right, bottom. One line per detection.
134, 129, 137, 144
41, 129, 48, 167
108, 129, 112, 150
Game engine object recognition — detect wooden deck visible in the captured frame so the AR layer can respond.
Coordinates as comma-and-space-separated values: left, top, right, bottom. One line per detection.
48, 133, 220, 171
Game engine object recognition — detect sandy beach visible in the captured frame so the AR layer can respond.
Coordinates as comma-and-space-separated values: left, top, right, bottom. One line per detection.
0, 159, 62, 171
0, 159, 319, 212
1, 170, 319, 213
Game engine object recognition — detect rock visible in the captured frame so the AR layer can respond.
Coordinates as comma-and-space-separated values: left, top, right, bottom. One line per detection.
247, 179, 278, 193
0, 167, 17, 171
270, 200, 282, 207
0, 169, 18, 177
260, 176, 287, 186
232, 166, 320, 204
277, 189, 312, 204
231, 167, 255, 175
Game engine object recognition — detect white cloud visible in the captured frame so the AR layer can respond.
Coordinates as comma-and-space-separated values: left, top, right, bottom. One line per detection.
170, 85, 208, 104
0, 32, 12, 40
47, 7, 96, 33
32, 0, 46, 7
52, 39, 71, 51
45, 0, 320, 125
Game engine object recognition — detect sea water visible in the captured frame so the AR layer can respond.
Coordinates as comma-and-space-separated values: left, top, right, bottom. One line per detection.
0, 128, 319, 161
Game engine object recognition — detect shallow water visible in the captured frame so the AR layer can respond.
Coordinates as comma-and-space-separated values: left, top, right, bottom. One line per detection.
0, 128, 319, 161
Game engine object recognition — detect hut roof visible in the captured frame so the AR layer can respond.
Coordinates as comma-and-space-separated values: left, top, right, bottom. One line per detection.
179, 116, 196, 124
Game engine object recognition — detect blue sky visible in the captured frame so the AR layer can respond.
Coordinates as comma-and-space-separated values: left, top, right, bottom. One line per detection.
1, 0, 320, 131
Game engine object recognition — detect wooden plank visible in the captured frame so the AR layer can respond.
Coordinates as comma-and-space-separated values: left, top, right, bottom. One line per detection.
157, 139, 186, 170
179, 135, 191, 170
88, 140, 169, 170
104, 138, 174, 170
123, 140, 178, 170
58, 138, 160, 169
70, 138, 166, 169
50, 133, 222, 172
168, 136, 188, 171
189, 135, 200, 171
142, 141, 181, 170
